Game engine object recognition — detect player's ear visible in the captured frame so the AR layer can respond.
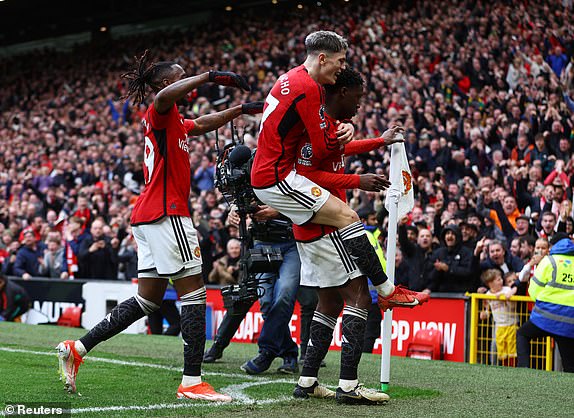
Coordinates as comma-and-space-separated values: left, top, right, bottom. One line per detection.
318, 52, 327, 65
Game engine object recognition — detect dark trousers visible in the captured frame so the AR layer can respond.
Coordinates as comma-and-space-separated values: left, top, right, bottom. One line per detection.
517, 319, 574, 372
297, 286, 318, 357
148, 300, 181, 336
213, 300, 254, 347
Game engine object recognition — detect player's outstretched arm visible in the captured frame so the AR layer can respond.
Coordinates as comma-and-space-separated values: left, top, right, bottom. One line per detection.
154, 72, 210, 114
189, 102, 263, 136
155, 70, 251, 114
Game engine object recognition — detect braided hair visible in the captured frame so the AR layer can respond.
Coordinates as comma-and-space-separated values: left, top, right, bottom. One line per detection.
120, 50, 178, 104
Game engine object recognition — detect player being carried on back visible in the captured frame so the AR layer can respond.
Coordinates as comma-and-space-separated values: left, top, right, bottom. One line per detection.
250, 30, 428, 314
292, 67, 428, 405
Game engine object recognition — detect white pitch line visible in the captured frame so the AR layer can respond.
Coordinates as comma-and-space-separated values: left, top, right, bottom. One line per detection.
0, 346, 281, 381
0, 346, 299, 414
222, 379, 297, 403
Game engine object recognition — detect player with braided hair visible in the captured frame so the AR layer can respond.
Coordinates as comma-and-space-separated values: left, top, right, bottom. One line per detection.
56, 50, 262, 401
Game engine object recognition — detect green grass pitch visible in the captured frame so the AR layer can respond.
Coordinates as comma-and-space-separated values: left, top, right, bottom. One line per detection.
1, 322, 572, 417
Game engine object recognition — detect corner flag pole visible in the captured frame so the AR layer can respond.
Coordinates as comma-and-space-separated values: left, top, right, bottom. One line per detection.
380, 141, 403, 392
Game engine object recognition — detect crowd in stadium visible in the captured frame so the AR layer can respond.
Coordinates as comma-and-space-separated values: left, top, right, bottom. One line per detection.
0, 0, 574, 296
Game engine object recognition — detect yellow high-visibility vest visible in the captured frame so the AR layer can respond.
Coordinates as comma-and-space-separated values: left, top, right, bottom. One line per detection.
530, 255, 574, 308
366, 230, 386, 273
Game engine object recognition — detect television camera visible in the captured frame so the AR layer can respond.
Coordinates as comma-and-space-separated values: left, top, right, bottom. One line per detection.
214, 127, 284, 313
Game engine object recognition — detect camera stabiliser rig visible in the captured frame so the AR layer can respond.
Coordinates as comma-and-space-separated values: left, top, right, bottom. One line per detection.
214, 123, 283, 312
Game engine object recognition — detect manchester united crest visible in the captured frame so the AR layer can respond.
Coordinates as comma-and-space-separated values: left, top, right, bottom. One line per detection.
193, 247, 201, 258
402, 170, 412, 195
311, 187, 322, 197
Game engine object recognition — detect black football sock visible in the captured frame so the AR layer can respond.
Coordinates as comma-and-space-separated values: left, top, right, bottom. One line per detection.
180, 287, 207, 377
339, 221, 389, 286
300, 311, 337, 380
80, 295, 159, 353
339, 306, 368, 382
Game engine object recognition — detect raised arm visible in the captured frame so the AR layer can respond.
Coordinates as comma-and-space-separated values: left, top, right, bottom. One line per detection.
155, 70, 250, 114
186, 102, 263, 136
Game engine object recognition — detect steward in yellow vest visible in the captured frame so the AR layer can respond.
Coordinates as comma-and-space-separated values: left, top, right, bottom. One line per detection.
517, 233, 574, 372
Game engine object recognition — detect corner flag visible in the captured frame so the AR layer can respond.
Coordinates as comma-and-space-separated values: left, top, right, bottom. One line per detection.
384, 139, 414, 219
381, 138, 414, 391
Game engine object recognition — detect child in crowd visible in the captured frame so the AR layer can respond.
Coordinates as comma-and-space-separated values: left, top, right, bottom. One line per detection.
480, 269, 518, 366
518, 238, 550, 285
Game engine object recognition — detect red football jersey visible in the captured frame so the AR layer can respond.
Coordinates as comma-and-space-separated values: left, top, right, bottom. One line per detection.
130, 103, 195, 225
293, 113, 385, 242
251, 65, 339, 188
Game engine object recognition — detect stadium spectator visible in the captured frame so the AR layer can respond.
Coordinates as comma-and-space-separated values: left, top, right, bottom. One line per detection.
480, 239, 525, 276
117, 229, 138, 281
61, 216, 89, 280
13, 230, 46, 280
426, 225, 476, 293
397, 223, 436, 291
207, 238, 241, 285
479, 269, 518, 366
77, 218, 120, 280
1, 240, 21, 277
39, 233, 65, 278
193, 155, 215, 192
538, 211, 559, 240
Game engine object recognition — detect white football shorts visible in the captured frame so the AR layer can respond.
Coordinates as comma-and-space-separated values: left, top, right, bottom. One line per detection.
253, 170, 330, 226
132, 215, 202, 279
297, 230, 363, 288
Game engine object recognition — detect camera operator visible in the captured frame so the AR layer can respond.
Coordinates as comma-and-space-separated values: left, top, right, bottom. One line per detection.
204, 205, 315, 375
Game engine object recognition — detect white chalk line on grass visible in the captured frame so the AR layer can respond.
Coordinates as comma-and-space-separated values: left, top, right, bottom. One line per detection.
0, 346, 269, 380
0, 346, 298, 414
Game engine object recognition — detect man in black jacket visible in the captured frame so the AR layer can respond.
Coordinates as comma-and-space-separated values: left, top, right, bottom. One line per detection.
78, 219, 119, 280
425, 225, 476, 293
397, 222, 435, 291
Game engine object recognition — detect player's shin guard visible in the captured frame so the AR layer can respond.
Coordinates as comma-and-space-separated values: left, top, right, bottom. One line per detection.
180, 287, 207, 377
340, 306, 368, 382
79, 295, 159, 352
301, 311, 337, 378
339, 222, 389, 287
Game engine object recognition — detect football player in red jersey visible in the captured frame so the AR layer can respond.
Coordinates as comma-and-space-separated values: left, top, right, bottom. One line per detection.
57, 50, 262, 401
251, 31, 426, 321
292, 68, 429, 404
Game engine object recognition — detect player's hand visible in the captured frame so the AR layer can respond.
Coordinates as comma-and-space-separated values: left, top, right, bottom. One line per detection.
252, 205, 280, 222
381, 125, 405, 146
337, 122, 355, 145
358, 174, 391, 191
242, 102, 264, 115
208, 70, 250, 91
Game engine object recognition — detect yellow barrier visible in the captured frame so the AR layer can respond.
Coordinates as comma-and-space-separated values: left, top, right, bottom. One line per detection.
468, 293, 553, 371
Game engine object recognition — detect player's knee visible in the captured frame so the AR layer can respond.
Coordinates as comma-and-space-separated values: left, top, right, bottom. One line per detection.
135, 294, 161, 314
343, 290, 372, 310
340, 207, 359, 225
317, 298, 343, 317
